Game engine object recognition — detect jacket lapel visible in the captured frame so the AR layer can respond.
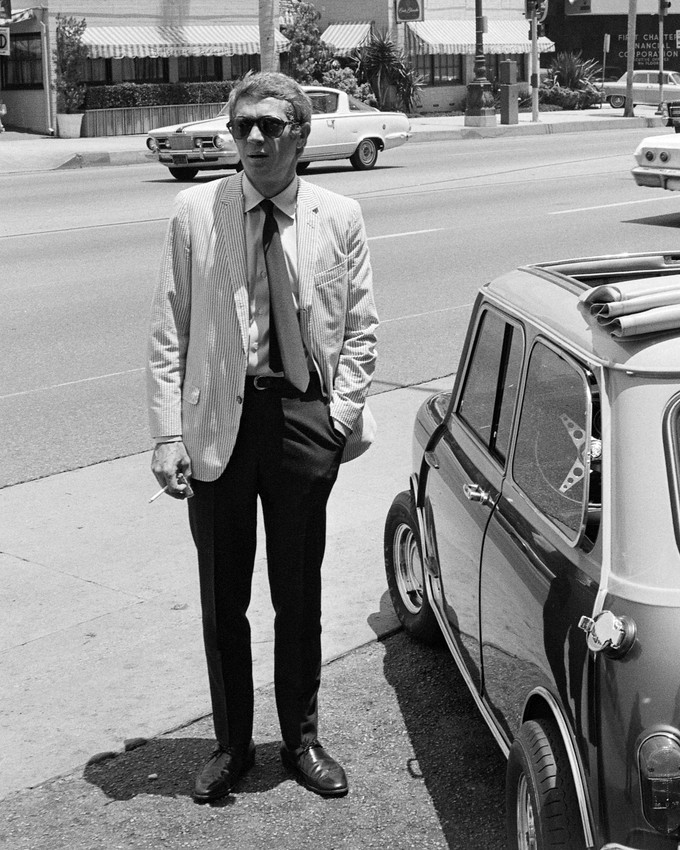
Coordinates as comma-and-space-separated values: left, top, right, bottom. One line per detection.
296, 180, 319, 312
218, 173, 250, 350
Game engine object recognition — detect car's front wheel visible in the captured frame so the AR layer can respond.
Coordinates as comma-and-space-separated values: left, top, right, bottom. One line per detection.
350, 138, 379, 170
384, 491, 440, 643
168, 167, 198, 181
506, 718, 585, 850
608, 95, 625, 109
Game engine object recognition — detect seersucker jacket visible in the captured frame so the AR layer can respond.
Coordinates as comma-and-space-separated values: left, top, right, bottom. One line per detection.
147, 171, 379, 483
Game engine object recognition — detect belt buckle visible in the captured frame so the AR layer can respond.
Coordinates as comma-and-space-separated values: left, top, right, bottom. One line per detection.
253, 375, 269, 390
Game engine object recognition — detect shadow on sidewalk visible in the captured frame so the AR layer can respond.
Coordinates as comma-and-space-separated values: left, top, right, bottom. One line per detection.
382, 634, 506, 849
84, 738, 287, 802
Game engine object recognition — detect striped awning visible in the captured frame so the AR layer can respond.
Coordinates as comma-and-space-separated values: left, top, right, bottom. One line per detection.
406, 19, 555, 55
0, 7, 37, 25
81, 25, 289, 59
321, 22, 372, 56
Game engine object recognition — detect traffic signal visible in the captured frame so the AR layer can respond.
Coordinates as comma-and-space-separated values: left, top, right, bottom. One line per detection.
660, 0, 672, 14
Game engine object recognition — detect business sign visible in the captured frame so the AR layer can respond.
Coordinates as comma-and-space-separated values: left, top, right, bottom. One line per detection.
396, 0, 424, 23
566, 0, 661, 13
0, 28, 9, 56
0, 1, 11, 20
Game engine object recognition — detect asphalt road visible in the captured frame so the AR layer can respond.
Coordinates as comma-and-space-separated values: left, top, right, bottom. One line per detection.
2, 126, 679, 489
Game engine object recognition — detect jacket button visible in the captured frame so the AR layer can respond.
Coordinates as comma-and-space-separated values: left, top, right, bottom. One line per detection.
237, 395, 243, 404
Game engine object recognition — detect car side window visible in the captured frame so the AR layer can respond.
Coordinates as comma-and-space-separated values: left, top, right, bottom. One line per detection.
309, 93, 338, 114
456, 308, 523, 463
512, 342, 592, 541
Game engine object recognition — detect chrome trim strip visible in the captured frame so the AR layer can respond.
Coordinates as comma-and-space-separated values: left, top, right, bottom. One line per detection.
424, 572, 511, 757
526, 686, 596, 848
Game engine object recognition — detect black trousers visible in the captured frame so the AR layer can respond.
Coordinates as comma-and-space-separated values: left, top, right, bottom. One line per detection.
187, 373, 345, 752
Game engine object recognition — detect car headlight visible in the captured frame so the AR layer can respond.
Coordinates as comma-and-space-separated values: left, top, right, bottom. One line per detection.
639, 733, 680, 835
660, 151, 670, 163
146, 137, 158, 152
645, 150, 656, 162
213, 133, 231, 150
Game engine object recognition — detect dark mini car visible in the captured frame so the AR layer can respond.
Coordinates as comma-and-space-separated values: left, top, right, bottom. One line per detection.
385, 252, 680, 850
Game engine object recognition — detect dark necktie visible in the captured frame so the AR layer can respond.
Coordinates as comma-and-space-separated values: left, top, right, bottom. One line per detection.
260, 199, 309, 393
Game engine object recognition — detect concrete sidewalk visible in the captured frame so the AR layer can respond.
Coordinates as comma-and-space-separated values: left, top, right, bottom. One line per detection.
0, 103, 667, 175
0, 377, 452, 803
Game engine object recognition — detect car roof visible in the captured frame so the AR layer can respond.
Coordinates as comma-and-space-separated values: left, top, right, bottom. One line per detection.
483, 252, 680, 375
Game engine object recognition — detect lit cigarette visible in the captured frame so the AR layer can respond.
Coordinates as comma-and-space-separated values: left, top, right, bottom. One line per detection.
148, 485, 168, 503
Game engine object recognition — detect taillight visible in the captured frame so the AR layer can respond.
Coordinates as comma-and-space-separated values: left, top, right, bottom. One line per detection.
645, 150, 656, 161
639, 733, 680, 835
660, 151, 670, 163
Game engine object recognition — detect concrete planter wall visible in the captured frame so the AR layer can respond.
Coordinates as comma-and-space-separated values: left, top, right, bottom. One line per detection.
56, 112, 84, 138
81, 102, 225, 137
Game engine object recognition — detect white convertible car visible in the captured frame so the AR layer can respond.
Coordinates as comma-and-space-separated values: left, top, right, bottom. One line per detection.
146, 85, 411, 180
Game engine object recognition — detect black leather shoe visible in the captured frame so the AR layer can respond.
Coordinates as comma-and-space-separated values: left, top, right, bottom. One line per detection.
280, 741, 348, 797
193, 740, 255, 803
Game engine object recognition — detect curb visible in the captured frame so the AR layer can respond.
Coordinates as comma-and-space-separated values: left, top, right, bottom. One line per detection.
409, 114, 664, 143
56, 151, 150, 169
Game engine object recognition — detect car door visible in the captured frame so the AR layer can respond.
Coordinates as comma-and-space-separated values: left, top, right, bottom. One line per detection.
303, 91, 339, 160
479, 338, 601, 743
424, 306, 524, 691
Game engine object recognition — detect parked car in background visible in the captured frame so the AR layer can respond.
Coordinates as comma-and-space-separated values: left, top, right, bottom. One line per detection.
145, 86, 411, 180
632, 133, 680, 190
603, 69, 680, 108
385, 251, 680, 849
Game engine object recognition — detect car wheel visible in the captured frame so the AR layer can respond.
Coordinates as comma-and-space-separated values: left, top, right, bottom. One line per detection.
506, 718, 585, 850
384, 491, 441, 643
674, 125, 680, 133
350, 138, 379, 170
296, 161, 310, 173
608, 95, 625, 109
168, 167, 198, 181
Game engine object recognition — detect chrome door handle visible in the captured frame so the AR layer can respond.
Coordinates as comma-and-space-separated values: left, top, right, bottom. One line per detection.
463, 482, 492, 506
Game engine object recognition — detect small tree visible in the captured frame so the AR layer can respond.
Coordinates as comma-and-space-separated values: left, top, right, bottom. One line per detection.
353, 31, 422, 113
540, 51, 603, 110
54, 14, 88, 113
280, 1, 332, 84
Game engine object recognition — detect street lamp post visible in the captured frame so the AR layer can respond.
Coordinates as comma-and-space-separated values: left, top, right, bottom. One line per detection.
464, 0, 496, 126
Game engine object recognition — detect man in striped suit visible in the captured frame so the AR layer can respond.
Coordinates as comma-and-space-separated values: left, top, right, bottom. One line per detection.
147, 72, 378, 803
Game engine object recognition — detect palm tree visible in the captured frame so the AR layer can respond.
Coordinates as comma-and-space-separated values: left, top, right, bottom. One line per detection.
259, 0, 278, 73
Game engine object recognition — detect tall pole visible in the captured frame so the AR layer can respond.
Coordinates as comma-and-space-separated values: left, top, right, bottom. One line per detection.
531, 12, 539, 121
259, 0, 278, 73
658, 0, 665, 110
624, 0, 637, 116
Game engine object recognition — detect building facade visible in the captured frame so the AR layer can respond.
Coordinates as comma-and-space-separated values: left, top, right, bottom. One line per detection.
0, 1, 281, 134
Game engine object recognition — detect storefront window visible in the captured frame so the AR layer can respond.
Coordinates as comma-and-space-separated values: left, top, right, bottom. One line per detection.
0, 32, 43, 89
178, 56, 221, 82
414, 53, 463, 86
120, 58, 168, 84
85, 58, 110, 85
486, 53, 526, 83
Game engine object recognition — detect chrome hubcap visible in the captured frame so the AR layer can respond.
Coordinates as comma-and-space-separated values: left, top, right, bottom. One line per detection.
517, 775, 537, 850
392, 522, 423, 614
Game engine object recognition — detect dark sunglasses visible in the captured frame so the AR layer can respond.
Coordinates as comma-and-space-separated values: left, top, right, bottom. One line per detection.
227, 116, 296, 140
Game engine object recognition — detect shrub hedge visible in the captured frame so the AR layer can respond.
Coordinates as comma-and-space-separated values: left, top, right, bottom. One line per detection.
84, 81, 234, 110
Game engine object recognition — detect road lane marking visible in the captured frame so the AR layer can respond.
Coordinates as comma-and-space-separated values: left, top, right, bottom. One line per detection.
0, 368, 144, 400
381, 303, 473, 323
550, 195, 680, 215
369, 228, 445, 240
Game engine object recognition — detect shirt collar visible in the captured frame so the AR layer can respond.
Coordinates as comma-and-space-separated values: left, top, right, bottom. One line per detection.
243, 174, 298, 219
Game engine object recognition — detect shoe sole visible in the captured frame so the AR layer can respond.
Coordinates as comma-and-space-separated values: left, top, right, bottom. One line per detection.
280, 751, 348, 798
192, 747, 256, 804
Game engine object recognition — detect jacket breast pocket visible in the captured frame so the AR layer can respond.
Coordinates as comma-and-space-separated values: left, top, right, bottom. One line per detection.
310, 264, 347, 343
